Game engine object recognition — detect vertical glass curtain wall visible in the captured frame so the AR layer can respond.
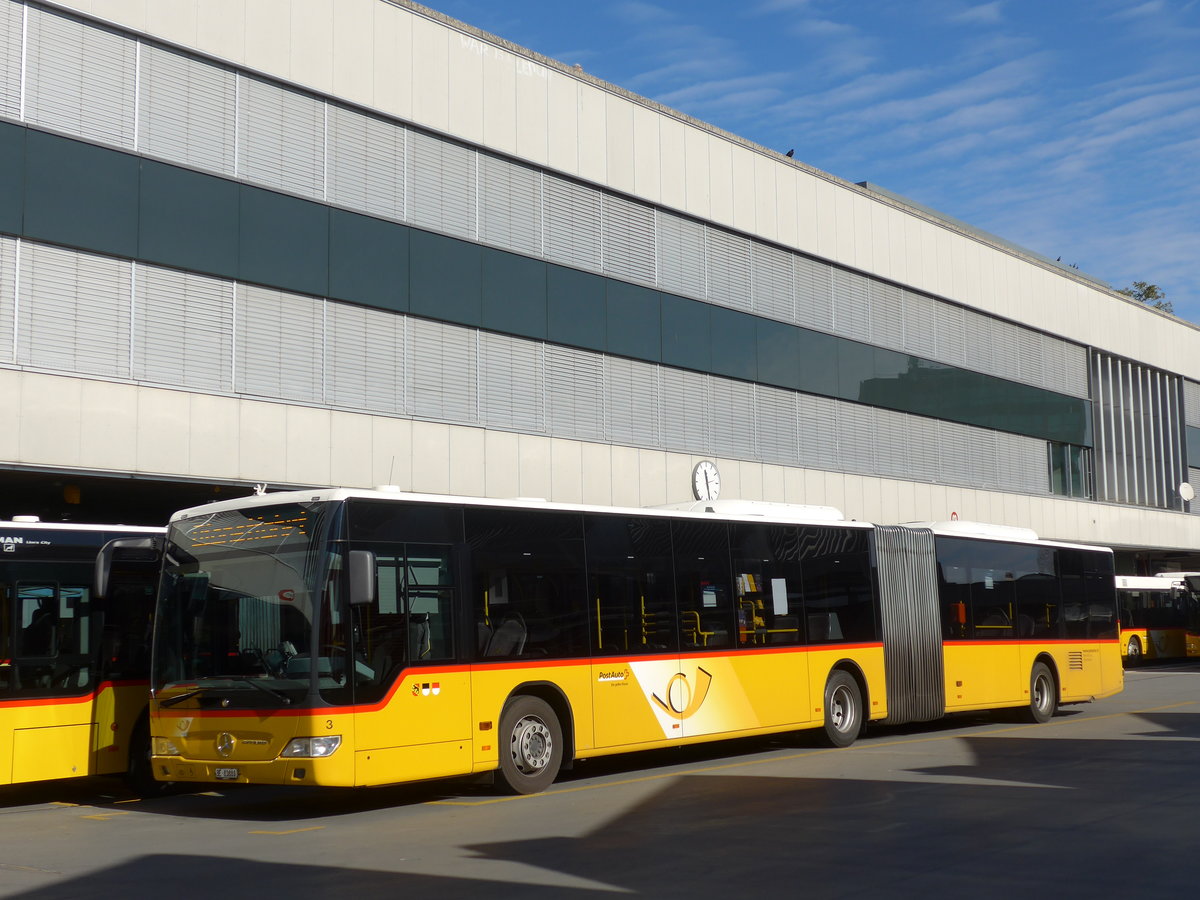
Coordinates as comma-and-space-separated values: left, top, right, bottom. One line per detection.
1091, 351, 1186, 510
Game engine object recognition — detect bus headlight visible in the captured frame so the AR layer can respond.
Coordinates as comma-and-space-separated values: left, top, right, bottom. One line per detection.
280, 736, 342, 758
153, 737, 182, 756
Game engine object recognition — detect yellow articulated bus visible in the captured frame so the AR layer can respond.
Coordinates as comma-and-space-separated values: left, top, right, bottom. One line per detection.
137, 490, 1122, 795
1, 519, 163, 791
1115, 574, 1200, 663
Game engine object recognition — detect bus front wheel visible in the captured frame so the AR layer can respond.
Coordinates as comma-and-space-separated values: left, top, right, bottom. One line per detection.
1125, 636, 1142, 665
822, 670, 863, 748
1026, 662, 1058, 724
497, 695, 563, 795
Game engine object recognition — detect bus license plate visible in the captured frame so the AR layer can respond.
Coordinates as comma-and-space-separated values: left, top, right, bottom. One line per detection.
215, 767, 239, 780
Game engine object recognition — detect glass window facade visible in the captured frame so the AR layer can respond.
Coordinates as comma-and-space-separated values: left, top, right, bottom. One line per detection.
0, 122, 1093, 449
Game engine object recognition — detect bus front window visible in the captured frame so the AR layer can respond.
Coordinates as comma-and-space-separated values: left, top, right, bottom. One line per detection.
152, 502, 343, 708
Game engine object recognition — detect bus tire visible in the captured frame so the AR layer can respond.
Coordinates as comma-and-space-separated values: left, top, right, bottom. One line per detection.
822, 670, 863, 748
125, 720, 170, 797
1026, 662, 1058, 724
1125, 636, 1142, 666
497, 695, 563, 795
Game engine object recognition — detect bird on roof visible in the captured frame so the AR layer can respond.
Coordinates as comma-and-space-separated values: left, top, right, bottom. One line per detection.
785, 149, 794, 158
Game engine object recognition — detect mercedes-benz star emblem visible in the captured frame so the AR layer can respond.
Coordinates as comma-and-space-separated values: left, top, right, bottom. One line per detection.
216, 732, 235, 758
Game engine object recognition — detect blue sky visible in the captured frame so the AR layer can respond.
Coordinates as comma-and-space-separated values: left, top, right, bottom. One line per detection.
427, 0, 1200, 323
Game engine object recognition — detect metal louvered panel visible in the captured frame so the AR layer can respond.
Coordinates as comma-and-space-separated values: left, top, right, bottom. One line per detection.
18, 243, 131, 377
602, 193, 656, 286
990, 319, 1022, 382
872, 408, 909, 479
406, 129, 476, 240
873, 525, 944, 725
837, 402, 875, 473
24, 6, 136, 148
869, 280, 903, 349
134, 266, 232, 391
706, 227, 752, 312
902, 290, 936, 358
327, 104, 406, 223
1050, 338, 1089, 399
478, 153, 541, 258
755, 385, 798, 464
933, 302, 965, 367
751, 242, 793, 323
831, 268, 870, 342
237, 75, 325, 199
797, 393, 838, 469
1185, 381, 1200, 428
1, 0, 21, 119
325, 301, 407, 414
138, 43, 236, 175
545, 344, 605, 442
1017, 330, 1044, 386
607, 357, 660, 447
660, 368, 710, 453
961, 307, 995, 376
408, 318, 478, 423
656, 210, 706, 301
710, 378, 756, 459
794, 255, 833, 331
0, 237, 14, 362
543, 173, 601, 273
234, 284, 324, 402
905, 412, 940, 483
480, 332, 544, 432
968, 430, 999, 489
937, 420, 973, 486
995, 431, 1048, 494
1189, 468, 1200, 514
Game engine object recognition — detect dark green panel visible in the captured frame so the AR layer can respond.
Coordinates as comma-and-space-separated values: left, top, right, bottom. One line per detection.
606, 280, 660, 362
1188, 426, 1200, 469
139, 160, 239, 278
0, 121, 24, 235
24, 130, 138, 258
329, 209, 409, 312
239, 185, 329, 296
835, 338, 881, 403
409, 229, 482, 327
547, 264, 605, 351
661, 292, 711, 371
482, 248, 547, 339
757, 319, 800, 390
710, 306, 757, 381
795, 328, 841, 398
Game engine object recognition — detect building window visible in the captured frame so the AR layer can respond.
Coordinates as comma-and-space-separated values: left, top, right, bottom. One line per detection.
1048, 442, 1092, 499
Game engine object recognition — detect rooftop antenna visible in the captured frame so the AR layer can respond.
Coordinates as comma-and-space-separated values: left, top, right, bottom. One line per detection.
254, 483, 268, 496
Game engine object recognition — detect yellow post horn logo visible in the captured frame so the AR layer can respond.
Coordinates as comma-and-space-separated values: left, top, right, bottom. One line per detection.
651, 667, 713, 719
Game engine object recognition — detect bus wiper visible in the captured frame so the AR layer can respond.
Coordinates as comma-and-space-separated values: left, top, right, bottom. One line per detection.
226, 676, 293, 706
159, 687, 207, 708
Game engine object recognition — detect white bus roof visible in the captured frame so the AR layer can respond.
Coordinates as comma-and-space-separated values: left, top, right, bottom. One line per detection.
0, 519, 164, 534
168, 487, 869, 530
1117, 575, 1184, 590
904, 518, 1112, 554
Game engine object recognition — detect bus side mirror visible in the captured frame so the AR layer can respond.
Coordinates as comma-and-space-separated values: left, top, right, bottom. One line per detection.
94, 537, 162, 603
348, 550, 377, 607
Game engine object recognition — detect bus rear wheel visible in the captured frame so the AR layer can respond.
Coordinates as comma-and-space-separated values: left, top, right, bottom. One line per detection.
1026, 662, 1058, 724
1125, 636, 1142, 666
822, 670, 863, 748
497, 695, 563, 795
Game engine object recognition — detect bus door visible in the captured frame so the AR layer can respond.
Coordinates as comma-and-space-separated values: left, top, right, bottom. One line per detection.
3, 579, 96, 783
348, 545, 471, 784
586, 515, 682, 749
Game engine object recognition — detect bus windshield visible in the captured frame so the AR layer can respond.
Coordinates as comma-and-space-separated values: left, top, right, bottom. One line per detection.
152, 501, 343, 708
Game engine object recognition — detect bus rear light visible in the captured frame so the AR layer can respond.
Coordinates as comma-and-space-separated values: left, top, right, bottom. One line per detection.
281, 736, 342, 758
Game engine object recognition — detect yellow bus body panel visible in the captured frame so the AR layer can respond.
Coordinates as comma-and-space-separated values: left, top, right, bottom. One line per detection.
944, 640, 1121, 713
1, 682, 147, 785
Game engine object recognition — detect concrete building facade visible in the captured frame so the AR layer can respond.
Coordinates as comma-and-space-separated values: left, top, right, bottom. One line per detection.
2, 0, 1199, 568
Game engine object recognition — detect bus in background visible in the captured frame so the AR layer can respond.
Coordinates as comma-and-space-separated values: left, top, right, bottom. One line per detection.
137, 490, 1122, 795
1115, 575, 1200, 664
1, 519, 163, 791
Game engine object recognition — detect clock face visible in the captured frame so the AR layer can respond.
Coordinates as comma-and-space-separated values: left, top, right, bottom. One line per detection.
692, 461, 721, 501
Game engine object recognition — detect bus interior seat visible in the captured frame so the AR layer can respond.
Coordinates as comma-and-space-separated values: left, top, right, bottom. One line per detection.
485, 614, 527, 657
408, 613, 431, 659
